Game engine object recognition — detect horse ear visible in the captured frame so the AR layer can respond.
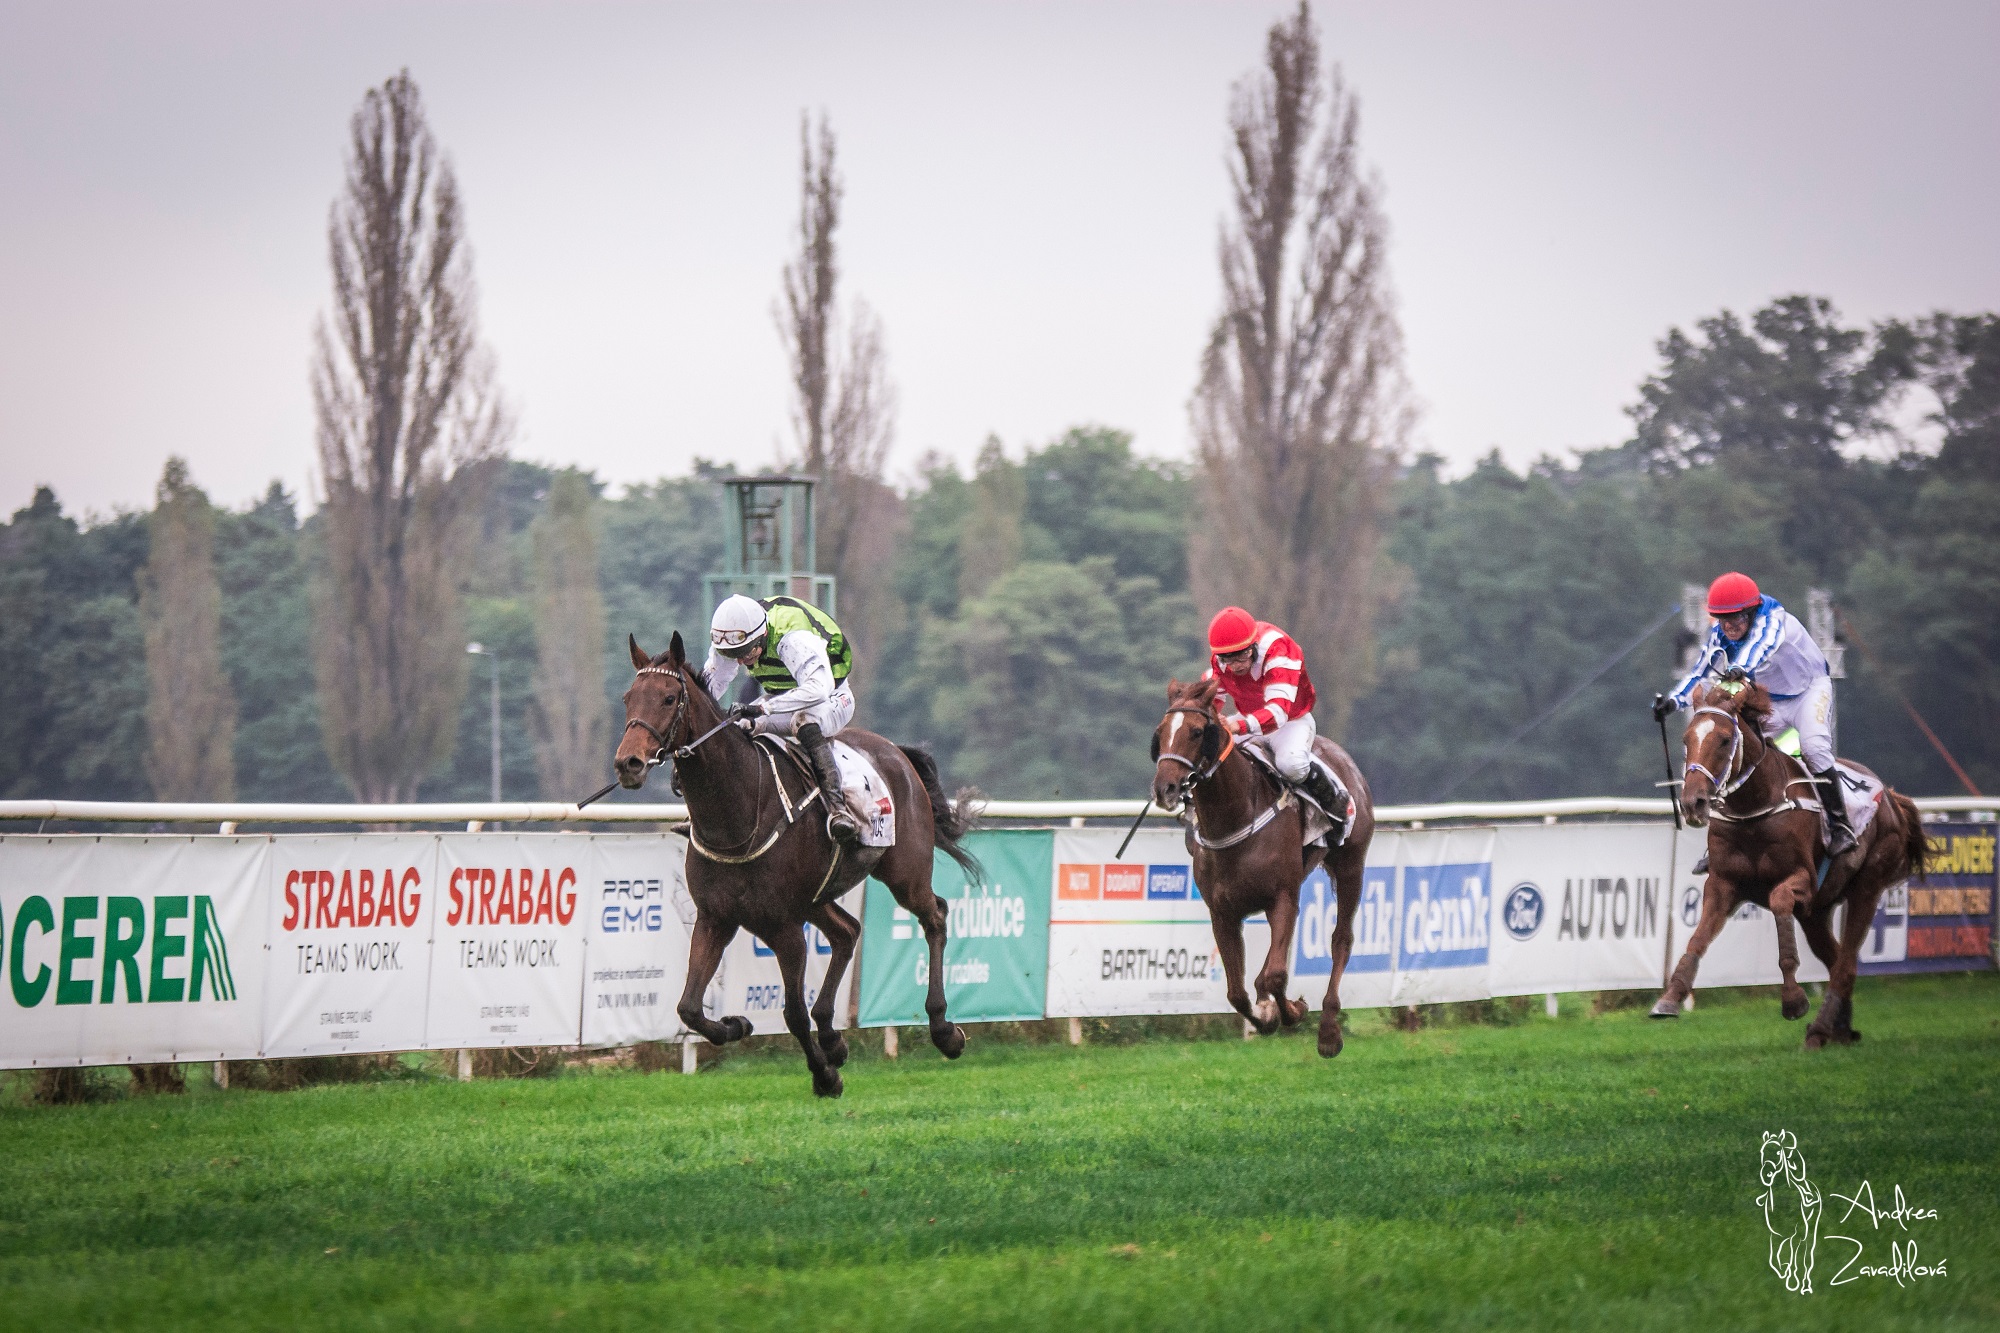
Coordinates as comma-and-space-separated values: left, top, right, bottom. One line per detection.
1166, 678, 1181, 699
628, 634, 650, 670
668, 631, 687, 667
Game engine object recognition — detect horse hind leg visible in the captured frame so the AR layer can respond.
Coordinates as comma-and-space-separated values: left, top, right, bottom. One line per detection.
889, 869, 965, 1059
1798, 910, 1844, 1049
1317, 850, 1364, 1058
806, 900, 859, 1069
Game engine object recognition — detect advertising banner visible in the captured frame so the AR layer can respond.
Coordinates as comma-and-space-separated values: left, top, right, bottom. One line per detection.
579, 835, 691, 1047
263, 834, 439, 1058
426, 835, 588, 1049
1667, 827, 1831, 988
0, 836, 267, 1067
1044, 828, 1271, 1018
858, 830, 1052, 1027
1488, 823, 1674, 996
1385, 828, 1497, 1005
1287, 848, 1397, 1012
714, 885, 862, 1037
1859, 823, 1996, 975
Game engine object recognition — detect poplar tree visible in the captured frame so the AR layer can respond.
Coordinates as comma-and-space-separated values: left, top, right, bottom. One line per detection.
529, 471, 609, 799
310, 71, 509, 802
1191, 3, 1406, 737
139, 458, 236, 802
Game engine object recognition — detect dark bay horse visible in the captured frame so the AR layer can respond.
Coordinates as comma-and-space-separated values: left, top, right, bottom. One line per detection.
614, 633, 978, 1096
1149, 677, 1375, 1056
1652, 673, 1926, 1047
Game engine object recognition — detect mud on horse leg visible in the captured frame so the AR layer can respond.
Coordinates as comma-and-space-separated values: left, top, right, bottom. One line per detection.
676, 916, 753, 1045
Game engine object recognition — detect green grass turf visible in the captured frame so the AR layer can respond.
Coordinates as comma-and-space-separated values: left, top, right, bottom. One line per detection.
1, 974, 1994, 1331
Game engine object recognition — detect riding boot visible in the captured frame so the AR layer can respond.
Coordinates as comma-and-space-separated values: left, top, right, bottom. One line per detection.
797, 721, 861, 845
1299, 764, 1352, 841
1816, 765, 1857, 858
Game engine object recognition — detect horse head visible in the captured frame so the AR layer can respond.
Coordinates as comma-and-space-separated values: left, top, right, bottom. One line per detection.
1150, 677, 1226, 812
616, 631, 707, 789
1680, 674, 1772, 825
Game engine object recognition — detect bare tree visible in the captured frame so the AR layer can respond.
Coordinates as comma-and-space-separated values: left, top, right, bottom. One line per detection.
529, 470, 608, 799
776, 113, 902, 667
310, 70, 509, 802
1190, 3, 1406, 736
139, 457, 236, 801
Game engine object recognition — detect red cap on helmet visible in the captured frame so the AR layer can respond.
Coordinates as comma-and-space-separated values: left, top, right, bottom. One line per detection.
1208, 606, 1259, 654
1706, 572, 1761, 615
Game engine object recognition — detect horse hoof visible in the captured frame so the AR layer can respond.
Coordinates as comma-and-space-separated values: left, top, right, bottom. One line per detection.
1804, 1029, 1829, 1052
820, 1033, 850, 1068
1281, 998, 1308, 1028
1648, 999, 1680, 1019
930, 1023, 966, 1059
813, 1067, 844, 1099
723, 1015, 754, 1043
1781, 993, 1809, 1021
1316, 1020, 1344, 1059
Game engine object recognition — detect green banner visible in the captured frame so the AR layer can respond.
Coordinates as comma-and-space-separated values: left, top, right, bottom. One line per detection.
858, 829, 1052, 1026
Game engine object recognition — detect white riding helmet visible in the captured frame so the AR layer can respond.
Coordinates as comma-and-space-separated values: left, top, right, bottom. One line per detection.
710, 594, 768, 657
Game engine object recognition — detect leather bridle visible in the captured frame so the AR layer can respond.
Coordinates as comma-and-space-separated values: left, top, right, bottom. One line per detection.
622, 665, 687, 769
1684, 704, 1754, 802
1155, 704, 1236, 791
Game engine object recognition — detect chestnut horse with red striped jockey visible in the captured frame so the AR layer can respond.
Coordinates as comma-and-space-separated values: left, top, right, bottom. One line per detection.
1149, 676, 1376, 1056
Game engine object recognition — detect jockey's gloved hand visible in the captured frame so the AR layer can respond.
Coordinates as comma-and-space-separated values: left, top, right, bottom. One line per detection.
1651, 693, 1676, 724
728, 700, 766, 724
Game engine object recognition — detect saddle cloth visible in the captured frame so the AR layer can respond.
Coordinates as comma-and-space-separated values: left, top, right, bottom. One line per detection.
1241, 748, 1350, 849
1827, 760, 1884, 847
758, 735, 897, 848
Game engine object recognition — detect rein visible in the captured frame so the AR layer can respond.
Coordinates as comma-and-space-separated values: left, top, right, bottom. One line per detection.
1158, 704, 1288, 852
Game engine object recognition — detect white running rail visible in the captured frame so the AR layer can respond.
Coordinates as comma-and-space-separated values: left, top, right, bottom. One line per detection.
0, 795, 1991, 827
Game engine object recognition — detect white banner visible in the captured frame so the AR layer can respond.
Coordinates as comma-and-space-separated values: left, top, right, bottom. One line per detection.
580, 835, 690, 1046
1487, 824, 1674, 996
426, 836, 589, 1049
1383, 828, 1497, 1005
1044, 829, 1272, 1018
263, 834, 438, 1058
0, 836, 266, 1066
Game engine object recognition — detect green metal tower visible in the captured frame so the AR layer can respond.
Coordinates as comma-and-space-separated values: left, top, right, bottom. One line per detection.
702, 474, 836, 615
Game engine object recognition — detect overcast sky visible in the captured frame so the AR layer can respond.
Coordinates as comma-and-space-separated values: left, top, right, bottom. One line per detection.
2, 0, 1996, 520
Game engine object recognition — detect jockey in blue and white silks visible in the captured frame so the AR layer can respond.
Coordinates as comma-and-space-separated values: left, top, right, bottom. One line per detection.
1653, 572, 1853, 854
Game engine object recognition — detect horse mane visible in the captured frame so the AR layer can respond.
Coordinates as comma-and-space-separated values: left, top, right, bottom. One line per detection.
1693, 676, 1772, 732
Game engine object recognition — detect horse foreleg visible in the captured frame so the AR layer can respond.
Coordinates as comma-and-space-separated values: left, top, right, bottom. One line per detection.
1807, 887, 1879, 1050
1255, 879, 1306, 1031
806, 900, 859, 1068
1210, 915, 1269, 1034
1770, 871, 1813, 1020
1317, 851, 1364, 1058
1652, 877, 1739, 1017
768, 925, 841, 1098
676, 915, 751, 1045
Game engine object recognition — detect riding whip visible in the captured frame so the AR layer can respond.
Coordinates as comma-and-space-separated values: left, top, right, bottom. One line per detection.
576, 780, 619, 811
1113, 800, 1154, 861
1655, 699, 1683, 830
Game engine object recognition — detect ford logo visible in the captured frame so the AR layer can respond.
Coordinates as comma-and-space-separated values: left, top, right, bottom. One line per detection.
1503, 882, 1544, 940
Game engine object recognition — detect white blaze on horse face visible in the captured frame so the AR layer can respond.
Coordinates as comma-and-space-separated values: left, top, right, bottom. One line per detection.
1694, 719, 1715, 748
1166, 713, 1183, 750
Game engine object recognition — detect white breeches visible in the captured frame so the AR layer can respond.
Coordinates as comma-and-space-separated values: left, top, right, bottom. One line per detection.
1763, 675, 1835, 771
753, 684, 855, 739
1246, 712, 1317, 782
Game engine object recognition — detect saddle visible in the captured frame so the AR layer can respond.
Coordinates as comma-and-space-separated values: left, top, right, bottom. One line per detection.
754, 734, 897, 848
1240, 747, 1351, 849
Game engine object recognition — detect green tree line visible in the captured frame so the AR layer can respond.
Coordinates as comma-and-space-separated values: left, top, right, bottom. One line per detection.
3, 296, 1994, 810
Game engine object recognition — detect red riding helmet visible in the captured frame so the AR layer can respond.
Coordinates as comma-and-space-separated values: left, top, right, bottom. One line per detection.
1706, 572, 1761, 615
1207, 606, 1259, 655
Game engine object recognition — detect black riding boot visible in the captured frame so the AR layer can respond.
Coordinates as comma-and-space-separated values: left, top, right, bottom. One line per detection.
1816, 765, 1857, 858
797, 721, 861, 844
1300, 764, 1352, 840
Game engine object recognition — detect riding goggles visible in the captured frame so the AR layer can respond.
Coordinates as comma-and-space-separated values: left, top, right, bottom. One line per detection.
712, 627, 762, 657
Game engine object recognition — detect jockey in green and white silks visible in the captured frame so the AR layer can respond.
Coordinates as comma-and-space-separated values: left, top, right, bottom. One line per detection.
1652, 572, 1853, 855
702, 593, 861, 843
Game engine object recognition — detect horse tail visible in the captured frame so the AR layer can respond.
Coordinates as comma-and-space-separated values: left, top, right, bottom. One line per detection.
898, 744, 984, 887
1891, 790, 1928, 882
